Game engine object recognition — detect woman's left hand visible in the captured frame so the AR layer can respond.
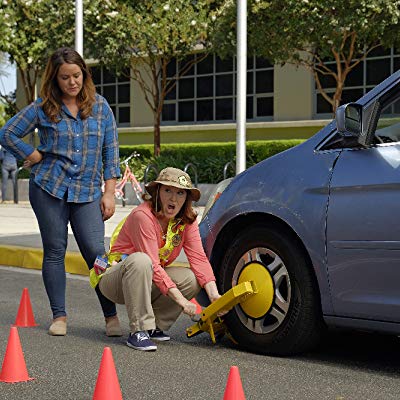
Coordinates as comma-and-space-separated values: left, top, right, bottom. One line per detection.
204, 281, 228, 316
211, 294, 229, 317
101, 192, 115, 221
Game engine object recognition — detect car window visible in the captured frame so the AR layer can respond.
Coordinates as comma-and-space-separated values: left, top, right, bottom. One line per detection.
373, 87, 400, 144
375, 111, 400, 144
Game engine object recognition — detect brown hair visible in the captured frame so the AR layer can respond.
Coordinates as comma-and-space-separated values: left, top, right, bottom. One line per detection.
144, 183, 198, 225
40, 47, 96, 122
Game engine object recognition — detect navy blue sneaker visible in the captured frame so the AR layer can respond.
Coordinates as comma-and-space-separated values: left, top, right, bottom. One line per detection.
126, 331, 157, 351
148, 328, 170, 342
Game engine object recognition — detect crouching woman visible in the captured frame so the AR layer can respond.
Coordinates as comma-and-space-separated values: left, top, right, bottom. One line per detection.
97, 167, 223, 351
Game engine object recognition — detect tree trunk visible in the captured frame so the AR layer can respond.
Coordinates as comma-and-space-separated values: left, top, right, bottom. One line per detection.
333, 69, 349, 113
153, 113, 161, 157
18, 68, 37, 146
20, 69, 35, 105
332, 90, 342, 113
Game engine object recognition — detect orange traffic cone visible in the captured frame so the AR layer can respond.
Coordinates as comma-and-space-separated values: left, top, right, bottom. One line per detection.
92, 347, 123, 400
223, 366, 246, 400
0, 326, 34, 383
190, 298, 203, 314
14, 288, 38, 327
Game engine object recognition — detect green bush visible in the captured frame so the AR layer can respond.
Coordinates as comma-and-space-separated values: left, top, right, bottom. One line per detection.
17, 140, 305, 183
119, 140, 305, 183
16, 163, 30, 179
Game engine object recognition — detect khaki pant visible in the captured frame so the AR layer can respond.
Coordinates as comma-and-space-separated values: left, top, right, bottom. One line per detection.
98, 252, 201, 333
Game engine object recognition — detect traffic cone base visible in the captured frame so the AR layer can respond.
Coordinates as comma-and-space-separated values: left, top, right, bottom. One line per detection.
14, 288, 39, 328
92, 347, 122, 400
0, 327, 34, 383
223, 366, 246, 400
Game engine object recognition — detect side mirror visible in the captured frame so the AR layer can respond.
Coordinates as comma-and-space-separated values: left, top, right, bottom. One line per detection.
336, 101, 381, 147
336, 103, 363, 137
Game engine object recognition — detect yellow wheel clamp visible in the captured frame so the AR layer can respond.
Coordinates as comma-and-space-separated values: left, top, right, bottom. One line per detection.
186, 280, 258, 344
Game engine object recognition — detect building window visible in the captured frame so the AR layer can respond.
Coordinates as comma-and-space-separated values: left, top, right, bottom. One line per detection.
90, 66, 131, 127
315, 47, 400, 116
162, 54, 274, 124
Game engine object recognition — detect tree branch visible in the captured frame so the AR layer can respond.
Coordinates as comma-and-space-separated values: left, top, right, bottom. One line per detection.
312, 68, 334, 108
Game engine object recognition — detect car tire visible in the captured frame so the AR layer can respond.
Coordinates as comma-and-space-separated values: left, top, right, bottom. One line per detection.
219, 224, 323, 356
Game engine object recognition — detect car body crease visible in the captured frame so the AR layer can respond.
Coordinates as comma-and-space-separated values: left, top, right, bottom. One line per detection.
323, 149, 342, 307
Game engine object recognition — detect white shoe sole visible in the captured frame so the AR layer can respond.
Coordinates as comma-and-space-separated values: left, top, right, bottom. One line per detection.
151, 336, 170, 342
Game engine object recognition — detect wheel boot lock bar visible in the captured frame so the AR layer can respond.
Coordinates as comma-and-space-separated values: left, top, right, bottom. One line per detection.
186, 280, 258, 344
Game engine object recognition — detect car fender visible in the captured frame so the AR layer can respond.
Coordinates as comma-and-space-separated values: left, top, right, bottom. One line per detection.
200, 143, 340, 315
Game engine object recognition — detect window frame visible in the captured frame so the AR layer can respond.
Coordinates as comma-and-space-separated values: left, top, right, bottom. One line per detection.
90, 65, 131, 127
161, 54, 274, 125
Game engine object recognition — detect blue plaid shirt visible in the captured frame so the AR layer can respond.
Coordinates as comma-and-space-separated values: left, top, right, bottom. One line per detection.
0, 94, 120, 203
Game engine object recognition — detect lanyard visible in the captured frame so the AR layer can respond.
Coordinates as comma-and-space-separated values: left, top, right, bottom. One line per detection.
159, 219, 185, 265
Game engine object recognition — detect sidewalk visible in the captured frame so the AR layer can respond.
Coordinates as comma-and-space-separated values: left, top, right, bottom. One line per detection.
0, 202, 204, 275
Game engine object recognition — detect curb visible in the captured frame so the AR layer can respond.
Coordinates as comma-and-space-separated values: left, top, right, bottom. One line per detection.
0, 244, 89, 275
0, 244, 189, 275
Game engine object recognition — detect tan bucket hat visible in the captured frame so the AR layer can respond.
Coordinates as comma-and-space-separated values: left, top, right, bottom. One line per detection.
145, 167, 201, 202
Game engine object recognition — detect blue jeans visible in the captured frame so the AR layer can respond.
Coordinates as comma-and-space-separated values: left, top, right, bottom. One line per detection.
29, 178, 116, 319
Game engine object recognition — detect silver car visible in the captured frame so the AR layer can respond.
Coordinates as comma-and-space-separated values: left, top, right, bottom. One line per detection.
199, 70, 400, 355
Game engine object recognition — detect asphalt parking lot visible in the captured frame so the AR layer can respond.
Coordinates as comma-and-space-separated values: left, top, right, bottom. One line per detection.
3, 266, 400, 400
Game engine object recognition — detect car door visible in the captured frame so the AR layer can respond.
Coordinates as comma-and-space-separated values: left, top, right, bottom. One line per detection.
326, 100, 400, 322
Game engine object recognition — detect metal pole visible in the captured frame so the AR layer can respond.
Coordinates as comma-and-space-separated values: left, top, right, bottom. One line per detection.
236, 0, 247, 174
75, 0, 83, 56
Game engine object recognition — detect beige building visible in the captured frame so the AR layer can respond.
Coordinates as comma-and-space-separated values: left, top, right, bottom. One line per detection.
17, 47, 399, 145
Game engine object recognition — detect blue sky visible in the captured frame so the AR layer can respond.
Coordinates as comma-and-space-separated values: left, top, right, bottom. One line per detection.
0, 62, 16, 95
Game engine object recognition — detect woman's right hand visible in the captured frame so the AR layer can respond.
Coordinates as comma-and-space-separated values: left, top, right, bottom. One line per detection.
24, 149, 43, 169
180, 298, 197, 317
168, 287, 197, 317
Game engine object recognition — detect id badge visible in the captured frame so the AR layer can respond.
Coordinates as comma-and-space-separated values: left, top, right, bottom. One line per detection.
94, 255, 108, 275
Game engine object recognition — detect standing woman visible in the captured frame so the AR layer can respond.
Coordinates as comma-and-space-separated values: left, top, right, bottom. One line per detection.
0, 47, 121, 336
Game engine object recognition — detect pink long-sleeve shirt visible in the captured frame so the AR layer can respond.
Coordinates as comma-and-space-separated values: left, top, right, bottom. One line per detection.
110, 202, 216, 295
